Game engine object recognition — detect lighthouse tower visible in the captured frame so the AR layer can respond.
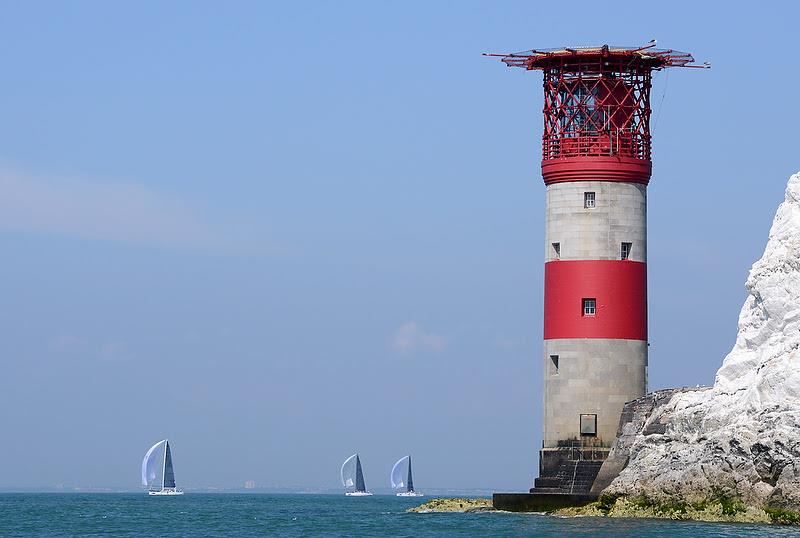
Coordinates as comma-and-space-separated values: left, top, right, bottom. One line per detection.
487, 43, 704, 490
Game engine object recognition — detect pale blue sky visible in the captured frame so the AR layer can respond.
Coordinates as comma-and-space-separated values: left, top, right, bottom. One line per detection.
0, 1, 796, 490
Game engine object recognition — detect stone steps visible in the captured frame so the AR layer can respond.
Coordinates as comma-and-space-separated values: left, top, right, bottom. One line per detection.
531, 460, 603, 495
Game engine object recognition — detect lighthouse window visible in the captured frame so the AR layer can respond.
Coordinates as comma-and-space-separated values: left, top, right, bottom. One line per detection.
621, 242, 632, 260
558, 85, 600, 136
580, 414, 598, 437
584, 192, 596, 208
582, 298, 596, 316
549, 354, 559, 374
552, 242, 560, 259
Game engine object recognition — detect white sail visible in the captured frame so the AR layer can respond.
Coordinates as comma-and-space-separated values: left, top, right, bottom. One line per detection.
341, 454, 357, 488
391, 456, 408, 490
141, 440, 166, 487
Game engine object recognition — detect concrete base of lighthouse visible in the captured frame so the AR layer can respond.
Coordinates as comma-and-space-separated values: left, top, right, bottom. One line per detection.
496, 340, 648, 508
533, 446, 608, 493
491, 439, 611, 511
493, 492, 596, 512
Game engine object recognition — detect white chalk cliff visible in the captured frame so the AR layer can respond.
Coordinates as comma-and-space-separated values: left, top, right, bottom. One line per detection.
605, 172, 800, 509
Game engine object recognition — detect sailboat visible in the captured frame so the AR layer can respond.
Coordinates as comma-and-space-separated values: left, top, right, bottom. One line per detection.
391, 455, 423, 497
142, 439, 184, 496
341, 453, 373, 496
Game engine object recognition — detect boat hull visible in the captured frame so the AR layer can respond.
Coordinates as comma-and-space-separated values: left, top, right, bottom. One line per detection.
396, 491, 424, 497
149, 488, 184, 496
345, 491, 373, 496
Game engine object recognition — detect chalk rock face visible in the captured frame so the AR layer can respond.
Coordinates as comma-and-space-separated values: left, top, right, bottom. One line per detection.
605, 172, 800, 508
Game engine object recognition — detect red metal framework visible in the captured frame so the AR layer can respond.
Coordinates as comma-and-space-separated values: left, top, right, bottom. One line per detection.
539, 56, 653, 162
485, 43, 707, 184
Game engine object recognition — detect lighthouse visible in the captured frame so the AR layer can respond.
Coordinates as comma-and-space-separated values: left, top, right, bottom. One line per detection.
487, 43, 705, 493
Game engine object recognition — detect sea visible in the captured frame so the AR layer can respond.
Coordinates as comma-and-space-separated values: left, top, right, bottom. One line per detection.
0, 493, 792, 537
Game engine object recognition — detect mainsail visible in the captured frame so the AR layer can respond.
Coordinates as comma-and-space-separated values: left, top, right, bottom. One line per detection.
142, 440, 167, 487
163, 441, 176, 488
354, 455, 366, 493
406, 455, 414, 492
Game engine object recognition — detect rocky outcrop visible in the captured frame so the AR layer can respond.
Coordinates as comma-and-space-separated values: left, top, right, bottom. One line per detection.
589, 388, 705, 496
553, 497, 777, 524
408, 498, 494, 513
600, 172, 800, 512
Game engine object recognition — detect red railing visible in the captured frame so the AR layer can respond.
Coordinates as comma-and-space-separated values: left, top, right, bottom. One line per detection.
543, 132, 650, 160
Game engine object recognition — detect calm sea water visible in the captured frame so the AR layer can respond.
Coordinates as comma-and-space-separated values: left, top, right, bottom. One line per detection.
0, 493, 791, 537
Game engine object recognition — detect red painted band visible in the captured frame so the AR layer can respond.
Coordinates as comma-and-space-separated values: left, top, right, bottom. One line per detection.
541, 156, 651, 185
544, 260, 647, 340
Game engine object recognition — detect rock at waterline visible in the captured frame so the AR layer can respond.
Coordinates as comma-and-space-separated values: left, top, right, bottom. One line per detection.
407, 498, 494, 513
601, 172, 800, 514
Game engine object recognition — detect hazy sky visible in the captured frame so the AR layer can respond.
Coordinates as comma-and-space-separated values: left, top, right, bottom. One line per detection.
0, 1, 797, 491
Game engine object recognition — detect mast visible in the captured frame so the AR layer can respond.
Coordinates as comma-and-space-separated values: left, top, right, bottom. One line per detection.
355, 454, 366, 493
406, 455, 414, 493
161, 439, 168, 490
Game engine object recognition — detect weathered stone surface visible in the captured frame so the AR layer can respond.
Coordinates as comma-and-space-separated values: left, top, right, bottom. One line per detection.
602, 172, 800, 510
589, 387, 704, 497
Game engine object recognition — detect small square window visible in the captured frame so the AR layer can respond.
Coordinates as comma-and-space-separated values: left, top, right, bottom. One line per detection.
552, 242, 560, 259
621, 242, 632, 260
580, 414, 597, 436
549, 354, 559, 374
582, 298, 596, 316
584, 192, 596, 209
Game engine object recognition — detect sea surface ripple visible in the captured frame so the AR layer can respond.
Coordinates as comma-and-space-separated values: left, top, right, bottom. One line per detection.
0, 493, 791, 537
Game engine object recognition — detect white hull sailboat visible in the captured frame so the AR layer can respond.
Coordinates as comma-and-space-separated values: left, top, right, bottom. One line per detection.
341, 453, 373, 496
391, 455, 423, 497
148, 490, 183, 496
142, 439, 184, 496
